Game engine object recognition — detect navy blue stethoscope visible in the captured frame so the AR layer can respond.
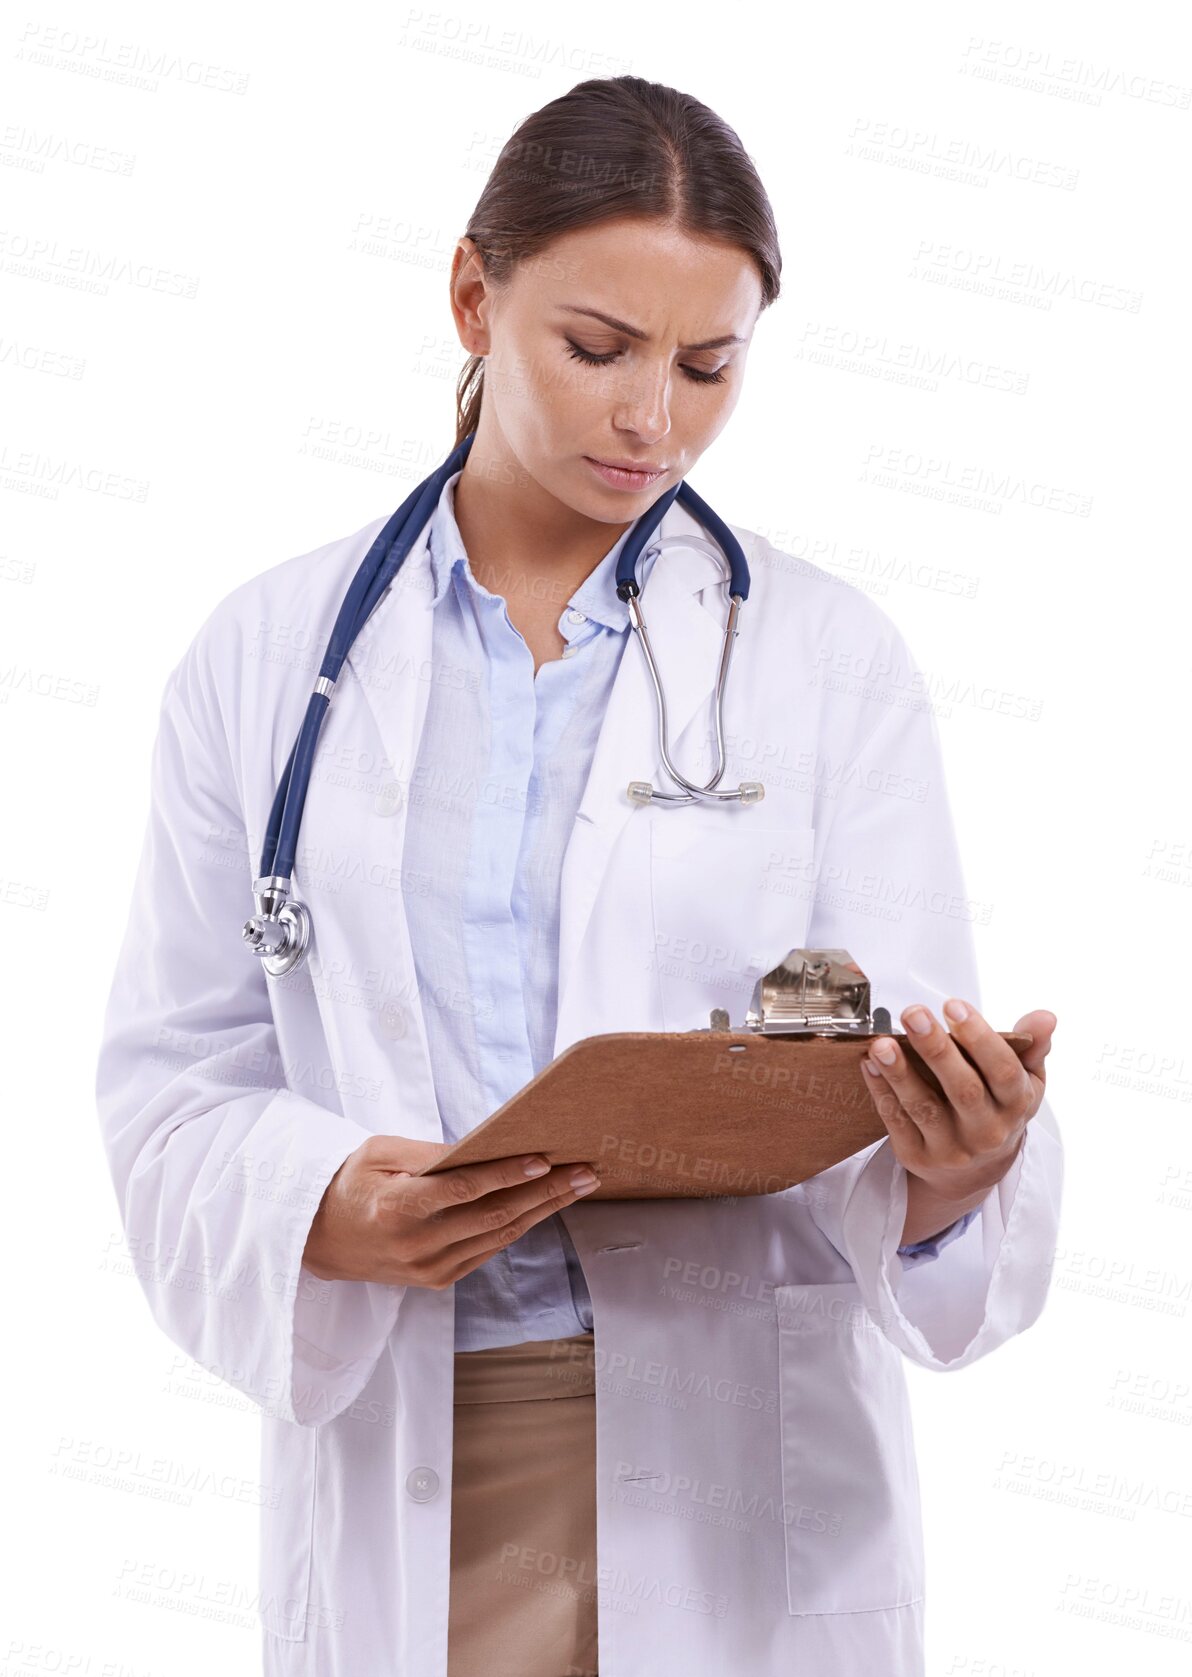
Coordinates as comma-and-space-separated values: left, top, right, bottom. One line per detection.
243, 430, 764, 976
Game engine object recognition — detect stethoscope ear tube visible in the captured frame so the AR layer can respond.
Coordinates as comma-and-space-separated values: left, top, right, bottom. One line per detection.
618, 480, 760, 806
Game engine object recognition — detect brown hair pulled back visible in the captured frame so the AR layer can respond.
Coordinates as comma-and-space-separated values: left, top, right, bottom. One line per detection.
454, 75, 782, 449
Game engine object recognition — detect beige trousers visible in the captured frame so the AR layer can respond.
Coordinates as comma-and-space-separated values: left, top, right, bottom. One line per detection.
447, 1331, 599, 1677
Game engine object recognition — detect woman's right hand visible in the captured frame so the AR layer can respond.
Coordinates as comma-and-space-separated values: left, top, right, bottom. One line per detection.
301, 1135, 601, 1289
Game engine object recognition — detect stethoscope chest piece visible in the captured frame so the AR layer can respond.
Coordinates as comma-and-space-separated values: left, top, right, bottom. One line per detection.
242, 875, 312, 978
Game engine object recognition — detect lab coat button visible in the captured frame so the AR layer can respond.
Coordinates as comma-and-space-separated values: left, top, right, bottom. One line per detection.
374, 781, 404, 817
406, 1465, 439, 1501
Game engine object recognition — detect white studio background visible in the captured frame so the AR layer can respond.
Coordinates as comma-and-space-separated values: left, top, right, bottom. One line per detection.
2, 1, 1189, 1672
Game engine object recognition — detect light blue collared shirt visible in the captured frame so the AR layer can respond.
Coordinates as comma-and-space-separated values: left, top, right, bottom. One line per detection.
401, 469, 976, 1351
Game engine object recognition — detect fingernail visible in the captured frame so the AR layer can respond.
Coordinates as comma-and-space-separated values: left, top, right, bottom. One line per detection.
570, 1168, 598, 1190
862, 1058, 881, 1077
943, 998, 969, 1024
872, 1039, 897, 1065
904, 1007, 931, 1035
524, 1156, 550, 1177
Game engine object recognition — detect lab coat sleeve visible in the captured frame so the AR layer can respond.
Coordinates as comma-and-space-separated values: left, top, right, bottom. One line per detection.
95, 631, 403, 1427
794, 613, 1064, 1371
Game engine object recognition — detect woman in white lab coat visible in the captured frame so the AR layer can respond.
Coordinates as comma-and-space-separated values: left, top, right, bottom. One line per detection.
96, 74, 1063, 1677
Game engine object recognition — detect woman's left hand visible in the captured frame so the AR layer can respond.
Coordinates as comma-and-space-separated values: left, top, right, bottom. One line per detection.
862, 1000, 1057, 1199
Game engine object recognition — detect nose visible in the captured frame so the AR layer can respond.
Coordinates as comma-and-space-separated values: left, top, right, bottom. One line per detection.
611, 361, 672, 445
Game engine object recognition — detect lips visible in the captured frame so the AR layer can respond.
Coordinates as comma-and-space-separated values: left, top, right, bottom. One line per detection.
584, 456, 667, 491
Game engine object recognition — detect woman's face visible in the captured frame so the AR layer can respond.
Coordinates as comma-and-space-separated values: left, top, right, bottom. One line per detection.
451, 215, 764, 518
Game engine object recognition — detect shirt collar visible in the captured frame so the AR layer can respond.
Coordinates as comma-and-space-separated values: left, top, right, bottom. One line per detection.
426, 466, 648, 632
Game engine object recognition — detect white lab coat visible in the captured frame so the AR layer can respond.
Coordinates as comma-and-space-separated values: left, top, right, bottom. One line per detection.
96, 488, 1063, 1677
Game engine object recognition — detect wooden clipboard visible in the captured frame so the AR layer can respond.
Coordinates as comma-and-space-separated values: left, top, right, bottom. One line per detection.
412, 1029, 1034, 1199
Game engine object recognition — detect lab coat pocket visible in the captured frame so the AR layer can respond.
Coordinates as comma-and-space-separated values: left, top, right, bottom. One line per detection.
775, 1280, 924, 1615
648, 812, 815, 1031
259, 1416, 318, 1641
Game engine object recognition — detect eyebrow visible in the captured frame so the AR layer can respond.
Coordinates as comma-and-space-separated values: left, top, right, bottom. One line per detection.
557, 304, 745, 353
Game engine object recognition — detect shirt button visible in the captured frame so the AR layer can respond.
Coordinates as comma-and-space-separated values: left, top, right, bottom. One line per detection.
566, 609, 587, 624
379, 1002, 408, 1041
406, 1465, 440, 1501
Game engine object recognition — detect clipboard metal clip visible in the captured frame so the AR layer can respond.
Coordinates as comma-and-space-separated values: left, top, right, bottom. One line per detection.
708, 948, 895, 1037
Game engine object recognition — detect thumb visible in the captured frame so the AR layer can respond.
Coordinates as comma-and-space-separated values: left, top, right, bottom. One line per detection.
1013, 1008, 1057, 1080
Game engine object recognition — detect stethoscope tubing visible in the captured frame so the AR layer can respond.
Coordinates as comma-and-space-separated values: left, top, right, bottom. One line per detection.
261, 433, 479, 887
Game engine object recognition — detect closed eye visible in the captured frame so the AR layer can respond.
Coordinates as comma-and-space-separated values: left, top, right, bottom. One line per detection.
564, 338, 727, 386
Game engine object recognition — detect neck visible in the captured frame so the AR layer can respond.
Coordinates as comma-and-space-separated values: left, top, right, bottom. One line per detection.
452, 423, 632, 603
